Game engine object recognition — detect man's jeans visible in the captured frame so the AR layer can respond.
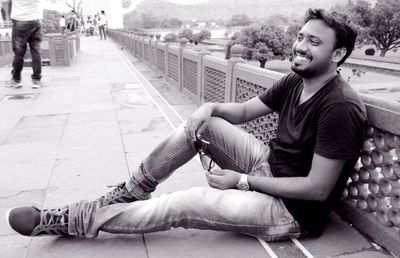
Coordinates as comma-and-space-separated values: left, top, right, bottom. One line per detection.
68, 117, 301, 240
99, 25, 106, 39
11, 20, 43, 82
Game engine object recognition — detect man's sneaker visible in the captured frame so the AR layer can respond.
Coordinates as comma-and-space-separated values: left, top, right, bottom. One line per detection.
31, 80, 43, 89
5, 79, 23, 88
7, 206, 69, 236
96, 182, 138, 207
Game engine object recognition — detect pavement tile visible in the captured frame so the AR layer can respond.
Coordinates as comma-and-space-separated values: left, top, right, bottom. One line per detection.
28, 234, 147, 258
300, 213, 372, 257
0, 235, 31, 258
67, 110, 116, 125
116, 107, 171, 135
0, 142, 59, 196
144, 229, 267, 258
2, 126, 65, 144
15, 114, 69, 129
121, 132, 171, 155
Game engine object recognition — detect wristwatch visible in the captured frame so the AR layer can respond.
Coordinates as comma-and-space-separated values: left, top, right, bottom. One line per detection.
236, 174, 250, 191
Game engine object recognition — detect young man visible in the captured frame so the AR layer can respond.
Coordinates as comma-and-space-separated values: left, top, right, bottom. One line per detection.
5, 0, 44, 89
59, 15, 66, 34
98, 10, 107, 40
7, 9, 367, 240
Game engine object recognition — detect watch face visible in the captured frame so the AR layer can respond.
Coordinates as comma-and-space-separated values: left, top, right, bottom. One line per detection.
237, 182, 249, 191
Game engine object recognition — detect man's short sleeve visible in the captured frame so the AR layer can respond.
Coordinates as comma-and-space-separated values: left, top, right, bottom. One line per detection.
315, 102, 367, 160
258, 73, 301, 112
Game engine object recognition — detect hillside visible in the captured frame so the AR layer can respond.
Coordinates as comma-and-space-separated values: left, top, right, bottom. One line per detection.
127, 0, 375, 21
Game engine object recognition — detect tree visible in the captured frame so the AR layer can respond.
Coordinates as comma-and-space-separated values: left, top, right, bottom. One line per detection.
140, 11, 157, 29
178, 28, 193, 41
159, 18, 182, 29
227, 14, 251, 27
43, 9, 62, 34
121, 0, 131, 9
264, 14, 288, 28
49, 0, 83, 18
234, 24, 292, 68
335, 0, 400, 56
164, 33, 177, 42
193, 30, 211, 45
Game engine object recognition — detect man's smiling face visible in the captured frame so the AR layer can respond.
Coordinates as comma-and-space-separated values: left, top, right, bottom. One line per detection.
291, 19, 338, 78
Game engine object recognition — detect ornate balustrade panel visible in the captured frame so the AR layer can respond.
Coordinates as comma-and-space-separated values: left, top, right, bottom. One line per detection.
144, 44, 149, 62
168, 52, 179, 83
183, 58, 198, 95
235, 78, 279, 144
202, 55, 227, 103
157, 48, 166, 73
203, 67, 226, 103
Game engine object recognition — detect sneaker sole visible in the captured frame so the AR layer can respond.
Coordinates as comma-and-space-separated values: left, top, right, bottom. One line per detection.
5, 208, 17, 234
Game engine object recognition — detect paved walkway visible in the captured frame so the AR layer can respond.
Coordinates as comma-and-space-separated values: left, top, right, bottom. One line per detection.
0, 37, 394, 258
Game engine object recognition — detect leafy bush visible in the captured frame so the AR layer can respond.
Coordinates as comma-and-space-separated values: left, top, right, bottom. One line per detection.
365, 48, 375, 56
164, 33, 177, 42
178, 28, 193, 40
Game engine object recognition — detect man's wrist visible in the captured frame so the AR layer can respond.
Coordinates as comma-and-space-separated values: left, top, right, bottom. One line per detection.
236, 174, 250, 191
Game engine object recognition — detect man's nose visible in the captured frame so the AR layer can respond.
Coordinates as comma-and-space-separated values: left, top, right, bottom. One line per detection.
295, 39, 308, 53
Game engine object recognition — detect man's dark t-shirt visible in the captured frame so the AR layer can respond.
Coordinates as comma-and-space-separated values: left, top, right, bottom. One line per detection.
258, 72, 368, 235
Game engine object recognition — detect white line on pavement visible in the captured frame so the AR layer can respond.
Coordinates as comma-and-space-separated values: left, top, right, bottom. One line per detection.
111, 40, 280, 258
257, 238, 279, 258
292, 239, 314, 258
110, 43, 178, 129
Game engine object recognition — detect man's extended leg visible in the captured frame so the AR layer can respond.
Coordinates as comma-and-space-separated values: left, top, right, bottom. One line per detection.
8, 187, 301, 241
71, 187, 300, 240
29, 20, 43, 88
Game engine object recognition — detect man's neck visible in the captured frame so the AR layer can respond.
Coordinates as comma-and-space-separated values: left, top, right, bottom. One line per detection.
302, 69, 337, 95
297, 68, 338, 105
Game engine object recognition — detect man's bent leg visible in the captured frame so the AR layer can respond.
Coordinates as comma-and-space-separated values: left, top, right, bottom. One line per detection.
125, 124, 197, 200
70, 187, 301, 240
202, 117, 271, 176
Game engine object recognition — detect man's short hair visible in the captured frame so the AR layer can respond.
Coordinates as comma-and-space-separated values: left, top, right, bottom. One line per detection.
304, 8, 358, 66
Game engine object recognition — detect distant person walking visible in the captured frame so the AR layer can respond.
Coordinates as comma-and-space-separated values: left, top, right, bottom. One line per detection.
59, 15, 66, 34
98, 10, 107, 40
5, 0, 44, 89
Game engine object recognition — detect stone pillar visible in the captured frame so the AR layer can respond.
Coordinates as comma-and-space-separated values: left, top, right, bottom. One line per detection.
178, 38, 188, 92
198, 48, 211, 104
225, 44, 244, 102
155, 34, 161, 77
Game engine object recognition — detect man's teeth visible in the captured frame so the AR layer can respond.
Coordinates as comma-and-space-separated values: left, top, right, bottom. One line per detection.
296, 55, 309, 61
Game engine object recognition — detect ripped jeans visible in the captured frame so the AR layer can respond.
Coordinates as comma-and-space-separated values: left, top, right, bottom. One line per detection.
68, 117, 301, 241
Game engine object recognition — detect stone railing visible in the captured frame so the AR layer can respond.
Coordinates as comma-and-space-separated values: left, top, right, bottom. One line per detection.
0, 33, 80, 67
108, 29, 400, 256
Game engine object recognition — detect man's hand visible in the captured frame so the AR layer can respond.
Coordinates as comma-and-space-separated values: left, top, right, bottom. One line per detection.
184, 103, 213, 140
205, 169, 241, 190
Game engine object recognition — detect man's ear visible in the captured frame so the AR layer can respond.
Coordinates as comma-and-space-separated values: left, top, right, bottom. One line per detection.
332, 47, 347, 64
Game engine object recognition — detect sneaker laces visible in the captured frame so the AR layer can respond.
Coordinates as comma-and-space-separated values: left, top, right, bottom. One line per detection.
41, 207, 68, 227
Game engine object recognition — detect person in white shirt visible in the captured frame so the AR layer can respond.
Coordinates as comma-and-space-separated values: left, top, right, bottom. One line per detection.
5, 0, 43, 89
59, 15, 66, 34
98, 10, 107, 40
